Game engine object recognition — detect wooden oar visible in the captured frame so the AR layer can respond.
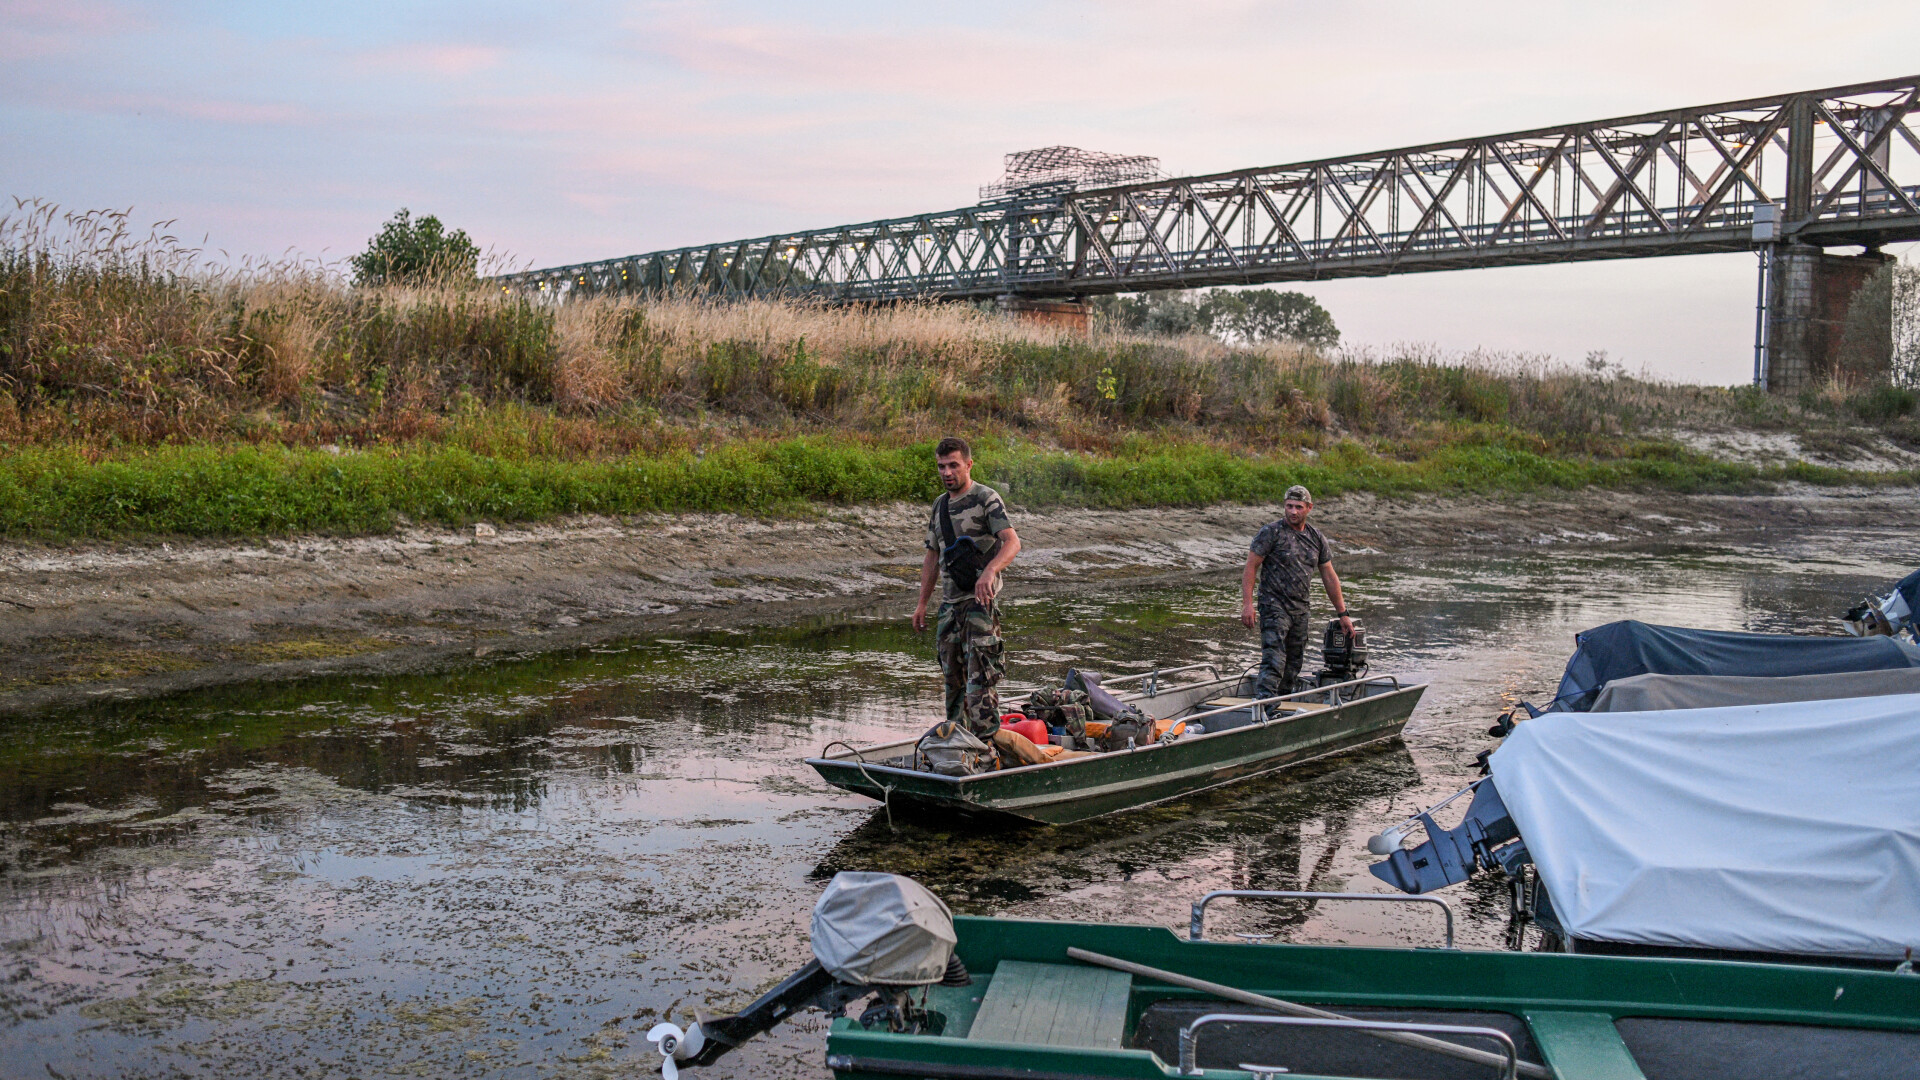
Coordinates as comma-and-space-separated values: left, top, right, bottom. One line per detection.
1065, 947, 1551, 1080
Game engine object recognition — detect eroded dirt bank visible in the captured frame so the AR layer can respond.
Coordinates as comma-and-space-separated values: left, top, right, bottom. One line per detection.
3, 485, 1915, 716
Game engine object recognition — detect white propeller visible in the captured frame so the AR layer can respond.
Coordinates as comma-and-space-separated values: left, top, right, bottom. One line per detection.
1366, 822, 1416, 855
647, 1020, 705, 1080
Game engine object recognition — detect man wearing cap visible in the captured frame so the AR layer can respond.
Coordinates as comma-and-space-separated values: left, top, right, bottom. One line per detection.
1242, 485, 1353, 698
912, 436, 1022, 744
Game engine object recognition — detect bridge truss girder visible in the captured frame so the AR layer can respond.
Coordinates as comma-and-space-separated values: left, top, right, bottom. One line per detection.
499, 75, 1920, 303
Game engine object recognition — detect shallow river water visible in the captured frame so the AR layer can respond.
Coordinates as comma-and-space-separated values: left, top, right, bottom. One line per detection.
2, 530, 1913, 1079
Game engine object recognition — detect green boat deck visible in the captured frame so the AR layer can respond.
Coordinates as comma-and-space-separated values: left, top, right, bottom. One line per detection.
966, 961, 1132, 1049
824, 916, 1920, 1079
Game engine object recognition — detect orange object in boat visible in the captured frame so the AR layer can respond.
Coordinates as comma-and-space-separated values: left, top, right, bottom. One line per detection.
1084, 720, 1111, 739
1001, 718, 1050, 745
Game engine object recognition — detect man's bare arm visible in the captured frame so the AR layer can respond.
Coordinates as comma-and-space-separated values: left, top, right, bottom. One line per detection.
911, 548, 940, 631
1321, 562, 1354, 634
1241, 553, 1263, 628
975, 527, 1021, 604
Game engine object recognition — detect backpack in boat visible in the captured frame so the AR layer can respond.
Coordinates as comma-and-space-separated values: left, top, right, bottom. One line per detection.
1022, 687, 1092, 738
935, 494, 992, 596
1063, 669, 1151, 752
916, 720, 995, 776
1095, 716, 1153, 752
1064, 669, 1146, 725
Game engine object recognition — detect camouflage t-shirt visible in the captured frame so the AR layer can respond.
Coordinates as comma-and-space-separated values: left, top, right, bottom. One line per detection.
925, 483, 1013, 603
1249, 520, 1332, 612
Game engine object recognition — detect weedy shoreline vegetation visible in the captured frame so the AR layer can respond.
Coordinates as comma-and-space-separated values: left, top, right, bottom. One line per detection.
2, 202, 1916, 539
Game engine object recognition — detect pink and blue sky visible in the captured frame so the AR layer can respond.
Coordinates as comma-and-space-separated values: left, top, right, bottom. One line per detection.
4, 0, 1917, 383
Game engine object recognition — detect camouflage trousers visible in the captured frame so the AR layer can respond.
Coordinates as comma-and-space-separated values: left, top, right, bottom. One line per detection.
936, 599, 1004, 741
1254, 604, 1312, 698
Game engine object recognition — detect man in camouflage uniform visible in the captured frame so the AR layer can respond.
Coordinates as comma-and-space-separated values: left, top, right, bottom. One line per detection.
912, 437, 1022, 742
1242, 484, 1354, 698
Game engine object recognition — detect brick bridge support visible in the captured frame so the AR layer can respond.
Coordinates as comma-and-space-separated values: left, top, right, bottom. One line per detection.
998, 296, 1092, 334
1765, 245, 1895, 392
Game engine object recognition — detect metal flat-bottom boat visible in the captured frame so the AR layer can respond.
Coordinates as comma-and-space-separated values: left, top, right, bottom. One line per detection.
820, 911, 1920, 1080
807, 666, 1426, 825
650, 876, 1920, 1080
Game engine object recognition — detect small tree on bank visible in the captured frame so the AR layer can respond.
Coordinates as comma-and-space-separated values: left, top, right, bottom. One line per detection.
351, 209, 479, 286
1093, 288, 1339, 347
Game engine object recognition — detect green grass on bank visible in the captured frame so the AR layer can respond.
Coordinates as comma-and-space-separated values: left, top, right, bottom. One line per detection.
3, 435, 1909, 539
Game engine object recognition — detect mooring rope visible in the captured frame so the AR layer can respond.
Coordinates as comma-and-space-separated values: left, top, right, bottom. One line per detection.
820, 741, 896, 832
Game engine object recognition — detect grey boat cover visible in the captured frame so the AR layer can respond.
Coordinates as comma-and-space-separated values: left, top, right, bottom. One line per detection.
1550, 620, 1920, 712
1591, 668, 1920, 712
1489, 693, 1920, 960
810, 872, 956, 986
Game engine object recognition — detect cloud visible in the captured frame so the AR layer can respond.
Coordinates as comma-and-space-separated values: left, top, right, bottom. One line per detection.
355, 43, 504, 77
0, 0, 142, 32
4, 83, 315, 126
0, 0, 147, 59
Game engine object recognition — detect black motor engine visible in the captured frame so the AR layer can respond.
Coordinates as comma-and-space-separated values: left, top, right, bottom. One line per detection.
1315, 619, 1368, 683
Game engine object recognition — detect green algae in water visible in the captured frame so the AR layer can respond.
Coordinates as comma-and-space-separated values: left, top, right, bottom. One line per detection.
4, 534, 1917, 1078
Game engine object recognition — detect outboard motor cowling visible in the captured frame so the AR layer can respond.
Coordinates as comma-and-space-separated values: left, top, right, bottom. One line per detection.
648, 873, 968, 1077
1316, 619, 1369, 683
811, 872, 957, 986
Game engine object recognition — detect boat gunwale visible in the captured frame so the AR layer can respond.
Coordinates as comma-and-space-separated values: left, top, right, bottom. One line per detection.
804, 675, 1425, 788
823, 923, 1920, 1080
948, 916, 1920, 1029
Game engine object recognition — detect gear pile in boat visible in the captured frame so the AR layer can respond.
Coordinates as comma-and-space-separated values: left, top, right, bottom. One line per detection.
904, 654, 1379, 777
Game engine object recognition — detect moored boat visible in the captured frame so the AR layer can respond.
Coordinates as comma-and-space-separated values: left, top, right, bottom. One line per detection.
1374, 623, 1920, 967
647, 872, 1920, 1080
807, 665, 1427, 825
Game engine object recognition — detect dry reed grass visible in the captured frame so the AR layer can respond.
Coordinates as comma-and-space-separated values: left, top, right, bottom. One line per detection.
5, 200, 1913, 461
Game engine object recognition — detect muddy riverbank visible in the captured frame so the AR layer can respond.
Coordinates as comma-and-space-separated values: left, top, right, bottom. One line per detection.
4, 485, 1916, 717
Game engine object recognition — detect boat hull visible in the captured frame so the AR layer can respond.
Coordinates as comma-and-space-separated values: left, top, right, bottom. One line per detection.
823, 915, 1920, 1079
807, 681, 1425, 825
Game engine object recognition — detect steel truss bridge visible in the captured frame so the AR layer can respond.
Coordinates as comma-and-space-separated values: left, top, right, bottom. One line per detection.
502, 76, 1920, 303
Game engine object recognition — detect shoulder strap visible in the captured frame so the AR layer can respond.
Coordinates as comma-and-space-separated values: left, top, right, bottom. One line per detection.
936, 493, 956, 547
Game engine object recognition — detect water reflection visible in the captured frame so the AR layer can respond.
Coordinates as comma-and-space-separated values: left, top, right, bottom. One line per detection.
0, 533, 1911, 1078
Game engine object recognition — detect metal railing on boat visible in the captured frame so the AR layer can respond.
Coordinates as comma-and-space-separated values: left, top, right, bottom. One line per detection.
1191, 890, 1456, 948
1100, 663, 1223, 698
1178, 1013, 1519, 1080
1173, 675, 1401, 728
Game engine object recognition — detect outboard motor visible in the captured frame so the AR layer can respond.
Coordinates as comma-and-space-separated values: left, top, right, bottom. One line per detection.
1841, 567, 1920, 642
647, 872, 969, 1078
1315, 619, 1369, 684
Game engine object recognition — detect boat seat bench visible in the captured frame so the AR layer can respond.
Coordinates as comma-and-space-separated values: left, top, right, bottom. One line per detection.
1203, 697, 1329, 714
1523, 1010, 1646, 1080
967, 961, 1132, 1049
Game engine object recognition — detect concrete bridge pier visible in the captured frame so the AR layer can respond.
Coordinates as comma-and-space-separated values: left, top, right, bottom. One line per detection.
1765, 244, 1895, 392
998, 296, 1092, 334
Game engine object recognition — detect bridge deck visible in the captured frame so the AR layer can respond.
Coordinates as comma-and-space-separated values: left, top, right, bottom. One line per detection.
502, 75, 1920, 303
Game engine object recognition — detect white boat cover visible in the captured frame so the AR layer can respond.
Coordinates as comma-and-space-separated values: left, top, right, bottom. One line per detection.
1490, 693, 1920, 960
811, 872, 956, 985
1591, 668, 1920, 712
